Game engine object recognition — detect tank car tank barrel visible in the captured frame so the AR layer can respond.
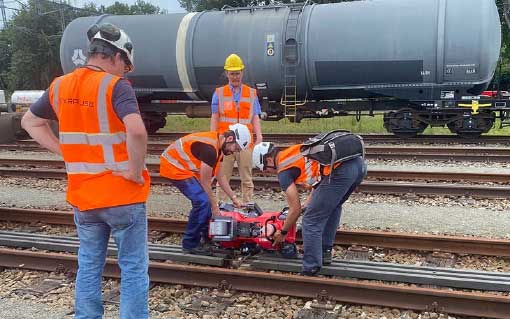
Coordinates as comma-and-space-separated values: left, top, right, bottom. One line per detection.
60, 0, 500, 103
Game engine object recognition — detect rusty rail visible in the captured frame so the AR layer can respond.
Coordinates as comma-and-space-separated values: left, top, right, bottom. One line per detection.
3, 142, 510, 161
1, 166, 508, 198
1, 158, 510, 183
149, 132, 510, 145
0, 248, 509, 318
2, 207, 510, 257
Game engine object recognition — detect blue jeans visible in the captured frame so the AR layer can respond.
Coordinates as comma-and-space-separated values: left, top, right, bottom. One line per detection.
73, 203, 149, 319
302, 157, 367, 272
170, 177, 212, 249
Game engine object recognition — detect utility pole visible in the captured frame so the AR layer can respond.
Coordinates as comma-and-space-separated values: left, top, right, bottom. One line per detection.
58, 0, 65, 34
0, 0, 7, 29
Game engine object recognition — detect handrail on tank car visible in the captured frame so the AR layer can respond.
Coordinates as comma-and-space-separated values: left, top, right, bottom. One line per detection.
221, 1, 311, 12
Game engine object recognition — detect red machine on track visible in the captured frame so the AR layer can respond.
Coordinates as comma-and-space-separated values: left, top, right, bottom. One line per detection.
208, 203, 298, 257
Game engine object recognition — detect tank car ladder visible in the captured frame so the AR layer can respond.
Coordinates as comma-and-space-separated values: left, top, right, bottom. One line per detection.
282, 3, 307, 122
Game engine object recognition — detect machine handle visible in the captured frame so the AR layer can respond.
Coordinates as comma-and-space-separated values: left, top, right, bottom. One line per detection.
264, 216, 277, 243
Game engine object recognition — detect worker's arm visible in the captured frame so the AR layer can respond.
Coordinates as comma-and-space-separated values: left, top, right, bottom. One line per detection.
252, 114, 263, 145
216, 163, 242, 207
210, 112, 219, 131
273, 182, 301, 245
21, 110, 61, 155
210, 92, 220, 131
114, 113, 147, 184
199, 163, 222, 215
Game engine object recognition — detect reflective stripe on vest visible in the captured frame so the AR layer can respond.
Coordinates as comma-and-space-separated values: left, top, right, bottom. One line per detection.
65, 161, 129, 174
277, 145, 320, 187
162, 135, 218, 173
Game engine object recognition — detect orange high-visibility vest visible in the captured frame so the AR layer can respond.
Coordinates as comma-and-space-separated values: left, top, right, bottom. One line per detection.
48, 68, 150, 211
160, 131, 222, 180
276, 145, 321, 188
216, 84, 256, 135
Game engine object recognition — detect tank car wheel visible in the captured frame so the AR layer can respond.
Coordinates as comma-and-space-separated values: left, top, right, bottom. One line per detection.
447, 113, 494, 139
383, 109, 427, 138
142, 112, 167, 134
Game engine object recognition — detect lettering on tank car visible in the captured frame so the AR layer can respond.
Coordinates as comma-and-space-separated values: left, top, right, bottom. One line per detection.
445, 64, 476, 68
466, 68, 477, 74
440, 91, 455, 99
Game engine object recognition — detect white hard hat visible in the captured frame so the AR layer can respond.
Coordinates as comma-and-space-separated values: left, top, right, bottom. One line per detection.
87, 23, 135, 71
228, 123, 251, 150
252, 142, 273, 171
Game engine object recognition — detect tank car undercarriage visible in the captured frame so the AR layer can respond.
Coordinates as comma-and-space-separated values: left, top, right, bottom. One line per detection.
139, 97, 510, 139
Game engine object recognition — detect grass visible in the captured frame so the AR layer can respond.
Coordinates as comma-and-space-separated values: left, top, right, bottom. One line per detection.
161, 114, 510, 135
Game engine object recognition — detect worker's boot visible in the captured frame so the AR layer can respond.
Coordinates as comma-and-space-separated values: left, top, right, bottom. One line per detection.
182, 244, 213, 256
323, 248, 333, 265
280, 242, 298, 259
300, 267, 321, 277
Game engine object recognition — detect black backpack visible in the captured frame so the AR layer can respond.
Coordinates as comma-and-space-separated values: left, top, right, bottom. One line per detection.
300, 130, 365, 178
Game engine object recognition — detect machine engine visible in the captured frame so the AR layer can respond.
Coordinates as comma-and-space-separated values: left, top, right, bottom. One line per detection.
209, 203, 297, 257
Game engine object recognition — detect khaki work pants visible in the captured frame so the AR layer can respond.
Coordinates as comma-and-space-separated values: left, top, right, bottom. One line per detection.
217, 147, 254, 203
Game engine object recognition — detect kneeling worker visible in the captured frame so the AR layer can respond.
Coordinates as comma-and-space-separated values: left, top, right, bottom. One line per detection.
160, 124, 251, 255
252, 141, 366, 275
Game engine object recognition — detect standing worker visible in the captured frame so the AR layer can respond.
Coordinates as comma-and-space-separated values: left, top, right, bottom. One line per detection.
211, 53, 263, 203
252, 142, 366, 276
160, 123, 251, 255
21, 23, 151, 318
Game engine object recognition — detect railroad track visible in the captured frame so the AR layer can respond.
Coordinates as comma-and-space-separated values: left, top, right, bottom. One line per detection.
0, 165, 509, 198
3, 207, 510, 317
1, 157, 510, 183
150, 132, 510, 145
2, 207, 510, 257
2, 230, 510, 292
1, 247, 508, 318
3, 141, 510, 161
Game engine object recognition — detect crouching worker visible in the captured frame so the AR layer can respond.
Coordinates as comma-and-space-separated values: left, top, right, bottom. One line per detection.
252, 135, 366, 275
160, 124, 251, 255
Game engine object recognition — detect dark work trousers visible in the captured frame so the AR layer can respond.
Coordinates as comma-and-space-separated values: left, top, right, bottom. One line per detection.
170, 177, 212, 249
301, 156, 367, 272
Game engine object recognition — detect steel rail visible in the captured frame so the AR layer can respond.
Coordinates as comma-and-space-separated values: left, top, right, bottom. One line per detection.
1, 158, 510, 183
2, 207, 510, 257
150, 132, 510, 145
3, 142, 510, 162
2, 230, 510, 292
0, 167, 508, 198
0, 248, 509, 318
251, 257, 510, 292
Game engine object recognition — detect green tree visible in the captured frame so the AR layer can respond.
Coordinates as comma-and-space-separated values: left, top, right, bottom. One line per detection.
0, 0, 162, 94
0, 30, 12, 90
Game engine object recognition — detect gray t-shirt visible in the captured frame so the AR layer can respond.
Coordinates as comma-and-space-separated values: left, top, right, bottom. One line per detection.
30, 79, 140, 121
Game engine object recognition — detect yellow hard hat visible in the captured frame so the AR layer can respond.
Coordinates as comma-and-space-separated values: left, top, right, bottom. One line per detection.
224, 54, 245, 71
